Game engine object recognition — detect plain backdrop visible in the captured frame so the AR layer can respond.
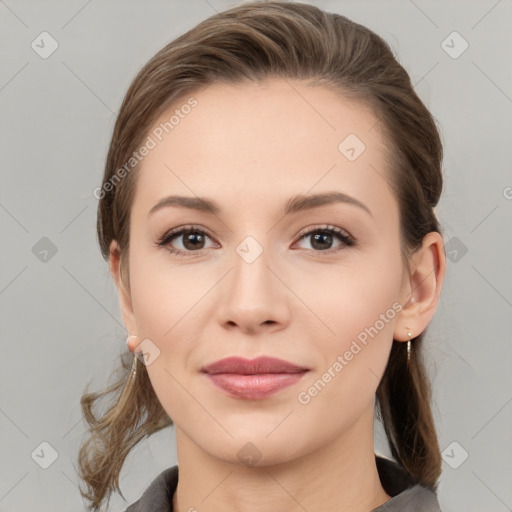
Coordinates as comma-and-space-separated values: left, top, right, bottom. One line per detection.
0, 1, 511, 511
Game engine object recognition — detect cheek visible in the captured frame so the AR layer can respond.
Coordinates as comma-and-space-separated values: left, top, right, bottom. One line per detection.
302, 246, 403, 391
294, 279, 400, 431
128, 257, 204, 419
303, 248, 403, 342
126, 244, 228, 390
128, 236, 205, 330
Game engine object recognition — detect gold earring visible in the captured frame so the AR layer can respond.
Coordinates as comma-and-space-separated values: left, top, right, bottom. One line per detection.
406, 329, 412, 363
130, 353, 138, 378
126, 334, 138, 378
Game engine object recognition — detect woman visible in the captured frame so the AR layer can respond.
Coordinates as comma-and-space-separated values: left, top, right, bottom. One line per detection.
78, 2, 446, 511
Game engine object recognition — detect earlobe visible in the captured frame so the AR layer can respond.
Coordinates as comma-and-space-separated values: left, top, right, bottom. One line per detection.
109, 240, 122, 286
109, 240, 137, 339
394, 231, 446, 342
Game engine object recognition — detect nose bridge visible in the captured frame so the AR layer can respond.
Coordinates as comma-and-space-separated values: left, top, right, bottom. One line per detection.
231, 233, 276, 306
216, 232, 289, 330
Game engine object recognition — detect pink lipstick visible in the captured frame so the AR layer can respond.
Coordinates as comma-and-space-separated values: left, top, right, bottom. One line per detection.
201, 356, 309, 399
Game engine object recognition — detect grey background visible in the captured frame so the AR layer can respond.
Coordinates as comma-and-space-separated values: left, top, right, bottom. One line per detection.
1, 0, 511, 511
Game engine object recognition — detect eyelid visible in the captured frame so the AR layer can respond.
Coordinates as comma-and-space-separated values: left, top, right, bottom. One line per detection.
295, 223, 354, 242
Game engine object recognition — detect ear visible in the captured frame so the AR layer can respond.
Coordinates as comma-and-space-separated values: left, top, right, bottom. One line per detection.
394, 231, 446, 341
109, 240, 140, 352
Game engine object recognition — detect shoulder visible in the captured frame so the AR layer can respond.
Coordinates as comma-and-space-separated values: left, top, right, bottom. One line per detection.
124, 465, 178, 512
372, 484, 442, 511
373, 455, 443, 512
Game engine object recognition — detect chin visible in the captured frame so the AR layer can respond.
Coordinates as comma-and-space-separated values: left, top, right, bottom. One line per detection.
206, 430, 307, 469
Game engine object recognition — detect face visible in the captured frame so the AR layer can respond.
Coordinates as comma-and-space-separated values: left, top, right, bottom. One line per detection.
118, 78, 411, 466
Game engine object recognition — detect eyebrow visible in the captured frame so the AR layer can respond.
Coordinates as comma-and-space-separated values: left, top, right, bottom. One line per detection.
148, 191, 372, 218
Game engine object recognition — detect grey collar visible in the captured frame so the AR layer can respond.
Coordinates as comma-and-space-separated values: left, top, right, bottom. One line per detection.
125, 455, 442, 511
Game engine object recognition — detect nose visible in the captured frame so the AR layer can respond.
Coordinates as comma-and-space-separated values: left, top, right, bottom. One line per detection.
215, 241, 291, 335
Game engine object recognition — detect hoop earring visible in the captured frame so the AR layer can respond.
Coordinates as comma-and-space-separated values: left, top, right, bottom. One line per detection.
126, 334, 138, 379
130, 352, 138, 379
406, 329, 412, 363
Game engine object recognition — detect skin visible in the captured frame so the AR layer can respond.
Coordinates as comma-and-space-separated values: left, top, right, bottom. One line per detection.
109, 78, 445, 512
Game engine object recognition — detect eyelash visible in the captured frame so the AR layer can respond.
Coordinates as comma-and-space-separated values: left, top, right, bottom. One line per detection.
156, 224, 356, 258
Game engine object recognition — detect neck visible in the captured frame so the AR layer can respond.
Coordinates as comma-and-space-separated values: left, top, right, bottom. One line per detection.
172, 406, 391, 512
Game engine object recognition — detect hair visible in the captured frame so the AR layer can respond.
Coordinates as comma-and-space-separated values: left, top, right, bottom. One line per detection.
78, 1, 444, 510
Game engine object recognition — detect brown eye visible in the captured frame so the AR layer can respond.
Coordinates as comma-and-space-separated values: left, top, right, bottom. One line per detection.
180, 230, 207, 250
157, 227, 216, 256
295, 226, 355, 253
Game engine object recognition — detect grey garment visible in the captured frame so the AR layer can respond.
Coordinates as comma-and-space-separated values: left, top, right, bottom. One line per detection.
371, 456, 442, 512
124, 455, 442, 512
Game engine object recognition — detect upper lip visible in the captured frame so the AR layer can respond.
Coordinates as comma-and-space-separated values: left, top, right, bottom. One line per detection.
201, 356, 309, 375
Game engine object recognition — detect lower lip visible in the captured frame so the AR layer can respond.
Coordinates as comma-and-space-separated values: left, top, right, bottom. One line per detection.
205, 372, 308, 399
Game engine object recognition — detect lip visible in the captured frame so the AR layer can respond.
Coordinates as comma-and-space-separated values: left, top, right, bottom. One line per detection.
201, 356, 309, 375
201, 356, 309, 400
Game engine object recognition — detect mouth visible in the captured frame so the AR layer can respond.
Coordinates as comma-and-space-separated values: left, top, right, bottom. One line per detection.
201, 355, 309, 375
201, 356, 310, 400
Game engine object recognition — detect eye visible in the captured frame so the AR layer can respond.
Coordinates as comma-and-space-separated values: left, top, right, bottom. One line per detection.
156, 224, 356, 257
294, 225, 356, 253
156, 225, 217, 257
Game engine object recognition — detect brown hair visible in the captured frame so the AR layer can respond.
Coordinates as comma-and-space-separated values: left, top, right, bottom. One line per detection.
78, 1, 444, 510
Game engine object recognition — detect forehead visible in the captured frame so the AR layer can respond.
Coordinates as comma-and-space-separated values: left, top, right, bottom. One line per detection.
132, 78, 394, 218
